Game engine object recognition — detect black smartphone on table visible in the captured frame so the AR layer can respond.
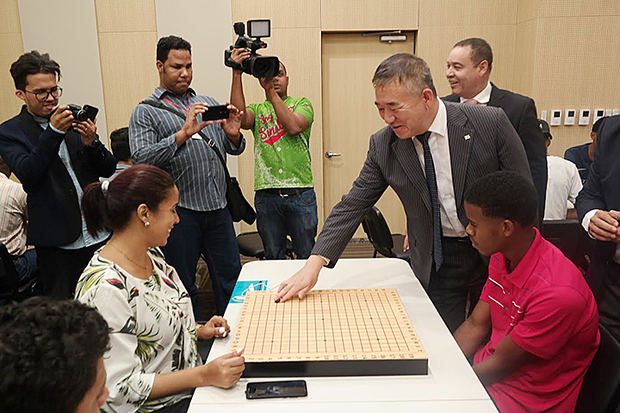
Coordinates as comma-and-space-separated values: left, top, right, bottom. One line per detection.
201, 104, 230, 121
246, 380, 308, 399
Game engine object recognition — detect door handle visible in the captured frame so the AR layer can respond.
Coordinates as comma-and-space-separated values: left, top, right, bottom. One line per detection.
325, 151, 342, 158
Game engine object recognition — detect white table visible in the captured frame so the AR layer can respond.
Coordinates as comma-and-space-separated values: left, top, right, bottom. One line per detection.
189, 258, 497, 412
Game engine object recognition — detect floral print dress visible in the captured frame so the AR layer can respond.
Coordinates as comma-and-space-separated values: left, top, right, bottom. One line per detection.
75, 247, 200, 413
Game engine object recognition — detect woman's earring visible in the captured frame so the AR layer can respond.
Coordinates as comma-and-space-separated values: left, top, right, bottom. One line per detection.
144, 221, 150, 227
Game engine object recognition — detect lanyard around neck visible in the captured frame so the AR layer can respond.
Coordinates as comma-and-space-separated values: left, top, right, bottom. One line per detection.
161, 93, 190, 115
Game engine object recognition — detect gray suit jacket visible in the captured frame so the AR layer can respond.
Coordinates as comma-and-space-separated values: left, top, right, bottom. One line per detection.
312, 101, 531, 288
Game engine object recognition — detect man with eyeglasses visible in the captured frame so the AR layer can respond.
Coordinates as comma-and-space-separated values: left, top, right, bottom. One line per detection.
0, 51, 116, 299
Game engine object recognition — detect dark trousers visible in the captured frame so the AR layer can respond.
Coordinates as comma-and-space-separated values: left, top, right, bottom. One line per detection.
255, 188, 318, 259
36, 241, 104, 299
162, 207, 241, 318
427, 237, 488, 333
598, 261, 620, 343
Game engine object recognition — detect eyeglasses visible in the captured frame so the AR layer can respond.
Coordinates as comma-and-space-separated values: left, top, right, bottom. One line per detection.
23, 86, 63, 102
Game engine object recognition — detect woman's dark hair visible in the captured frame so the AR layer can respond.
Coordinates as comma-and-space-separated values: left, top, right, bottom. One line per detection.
465, 171, 538, 227
0, 297, 109, 413
82, 164, 175, 236
10, 50, 61, 90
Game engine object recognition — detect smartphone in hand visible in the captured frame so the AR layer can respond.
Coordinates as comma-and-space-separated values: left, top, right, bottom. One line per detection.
201, 105, 230, 122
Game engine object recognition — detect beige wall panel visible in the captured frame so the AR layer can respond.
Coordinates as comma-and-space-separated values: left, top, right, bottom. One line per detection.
320, 0, 418, 31
98, 32, 159, 133
517, 0, 539, 23
532, 15, 620, 157
231, 0, 320, 28
0, 0, 21, 34
416, 25, 517, 98
95, 0, 156, 33
538, 0, 620, 18
0, 0, 23, 122
0, 33, 24, 122
419, 0, 516, 26
513, 19, 536, 95
237, 27, 323, 232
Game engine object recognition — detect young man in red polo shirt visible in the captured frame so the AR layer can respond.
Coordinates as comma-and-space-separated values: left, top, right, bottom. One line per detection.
455, 171, 599, 412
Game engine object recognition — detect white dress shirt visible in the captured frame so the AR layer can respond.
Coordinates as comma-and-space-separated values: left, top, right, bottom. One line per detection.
459, 82, 492, 105
412, 100, 467, 237
544, 156, 583, 220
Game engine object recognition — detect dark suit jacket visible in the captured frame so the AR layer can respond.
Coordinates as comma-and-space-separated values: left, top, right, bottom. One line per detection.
0, 105, 116, 247
576, 115, 620, 294
312, 102, 531, 288
444, 83, 547, 220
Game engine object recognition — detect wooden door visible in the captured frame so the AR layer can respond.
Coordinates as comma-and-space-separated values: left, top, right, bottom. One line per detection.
321, 32, 414, 237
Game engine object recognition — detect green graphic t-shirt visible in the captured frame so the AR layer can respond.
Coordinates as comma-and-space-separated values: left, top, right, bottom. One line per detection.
247, 96, 314, 190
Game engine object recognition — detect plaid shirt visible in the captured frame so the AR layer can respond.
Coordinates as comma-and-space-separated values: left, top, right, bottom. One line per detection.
129, 87, 245, 211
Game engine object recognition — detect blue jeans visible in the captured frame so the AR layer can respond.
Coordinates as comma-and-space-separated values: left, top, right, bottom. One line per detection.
255, 188, 318, 260
162, 207, 241, 318
13, 249, 37, 283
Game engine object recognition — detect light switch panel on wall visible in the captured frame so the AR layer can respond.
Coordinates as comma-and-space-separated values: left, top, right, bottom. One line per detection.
550, 110, 562, 126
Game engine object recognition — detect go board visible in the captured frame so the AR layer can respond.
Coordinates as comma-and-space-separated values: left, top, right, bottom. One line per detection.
231, 288, 428, 377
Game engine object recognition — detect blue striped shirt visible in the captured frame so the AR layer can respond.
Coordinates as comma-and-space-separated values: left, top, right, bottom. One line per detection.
129, 87, 246, 211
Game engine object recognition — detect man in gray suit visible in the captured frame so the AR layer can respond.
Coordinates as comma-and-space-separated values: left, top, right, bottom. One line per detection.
276, 53, 531, 331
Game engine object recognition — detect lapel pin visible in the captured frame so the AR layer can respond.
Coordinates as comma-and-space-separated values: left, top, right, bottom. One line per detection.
464, 134, 471, 140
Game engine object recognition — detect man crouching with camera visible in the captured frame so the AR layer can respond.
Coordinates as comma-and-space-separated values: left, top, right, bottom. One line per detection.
229, 32, 317, 260
0, 51, 116, 299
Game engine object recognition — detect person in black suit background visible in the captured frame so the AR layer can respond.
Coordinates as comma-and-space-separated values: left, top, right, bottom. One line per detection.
576, 115, 620, 342
444, 38, 547, 221
0, 51, 116, 299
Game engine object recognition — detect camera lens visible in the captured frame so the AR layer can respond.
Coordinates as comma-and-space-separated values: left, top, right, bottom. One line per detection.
75, 109, 88, 122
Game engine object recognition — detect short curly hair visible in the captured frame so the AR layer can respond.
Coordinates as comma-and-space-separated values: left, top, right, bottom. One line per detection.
465, 171, 538, 227
0, 297, 110, 413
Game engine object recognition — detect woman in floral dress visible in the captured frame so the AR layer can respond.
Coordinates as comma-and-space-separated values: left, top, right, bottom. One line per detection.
76, 164, 244, 413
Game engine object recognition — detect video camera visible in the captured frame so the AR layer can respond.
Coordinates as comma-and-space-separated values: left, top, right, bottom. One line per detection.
224, 19, 280, 78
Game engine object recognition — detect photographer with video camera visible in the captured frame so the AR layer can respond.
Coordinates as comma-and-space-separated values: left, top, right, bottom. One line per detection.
130, 36, 245, 319
229, 21, 317, 261
0, 51, 116, 299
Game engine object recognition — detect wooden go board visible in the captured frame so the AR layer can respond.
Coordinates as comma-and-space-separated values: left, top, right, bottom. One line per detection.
231, 288, 428, 377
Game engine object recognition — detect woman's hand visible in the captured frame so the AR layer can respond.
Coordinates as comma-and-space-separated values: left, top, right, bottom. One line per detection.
197, 316, 231, 340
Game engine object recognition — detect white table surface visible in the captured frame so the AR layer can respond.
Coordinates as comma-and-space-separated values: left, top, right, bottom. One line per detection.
188, 258, 497, 412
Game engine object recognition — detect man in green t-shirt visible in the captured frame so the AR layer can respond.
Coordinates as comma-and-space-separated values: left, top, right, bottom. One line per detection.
230, 49, 317, 259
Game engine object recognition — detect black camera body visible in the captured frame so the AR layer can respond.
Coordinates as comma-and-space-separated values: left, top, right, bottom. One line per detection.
67, 104, 98, 122
224, 19, 280, 78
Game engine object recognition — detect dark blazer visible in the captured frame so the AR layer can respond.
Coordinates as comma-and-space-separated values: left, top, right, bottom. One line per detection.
312, 102, 531, 288
0, 105, 116, 247
444, 83, 547, 220
576, 115, 620, 294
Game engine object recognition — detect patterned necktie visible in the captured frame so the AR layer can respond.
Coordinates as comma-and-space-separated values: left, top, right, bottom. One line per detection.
463, 98, 479, 105
416, 131, 443, 271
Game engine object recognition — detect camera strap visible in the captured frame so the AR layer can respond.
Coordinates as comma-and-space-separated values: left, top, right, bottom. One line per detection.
140, 99, 233, 181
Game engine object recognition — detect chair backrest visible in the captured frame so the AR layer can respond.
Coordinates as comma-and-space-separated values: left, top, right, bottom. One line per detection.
0, 243, 20, 301
541, 219, 590, 272
575, 324, 620, 413
361, 206, 395, 258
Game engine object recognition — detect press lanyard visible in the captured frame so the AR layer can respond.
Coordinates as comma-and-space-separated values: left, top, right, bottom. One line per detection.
161, 93, 190, 115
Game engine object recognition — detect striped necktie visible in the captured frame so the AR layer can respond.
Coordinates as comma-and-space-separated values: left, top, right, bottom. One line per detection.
416, 131, 443, 270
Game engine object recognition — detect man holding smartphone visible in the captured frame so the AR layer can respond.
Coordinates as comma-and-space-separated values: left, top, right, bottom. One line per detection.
230, 50, 317, 260
0, 51, 116, 299
130, 35, 245, 318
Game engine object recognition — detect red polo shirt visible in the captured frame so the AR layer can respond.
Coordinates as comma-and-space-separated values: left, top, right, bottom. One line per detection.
474, 228, 599, 413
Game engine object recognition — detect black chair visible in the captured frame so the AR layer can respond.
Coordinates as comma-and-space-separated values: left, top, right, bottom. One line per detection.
575, 324, 620, 413
0, 243, 37, 305
236, 231, 294, 260
361, 206, 409, 261
540, 219, 591, 273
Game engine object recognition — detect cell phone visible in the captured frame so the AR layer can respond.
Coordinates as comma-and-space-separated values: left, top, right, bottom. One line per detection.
245, 380, 307, 399
201, 105, 230, 122
81, 104, 99, 122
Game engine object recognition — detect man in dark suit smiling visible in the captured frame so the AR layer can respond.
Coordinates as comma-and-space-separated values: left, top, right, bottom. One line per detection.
444, 38, 547, 222
277, 53, 531, 331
